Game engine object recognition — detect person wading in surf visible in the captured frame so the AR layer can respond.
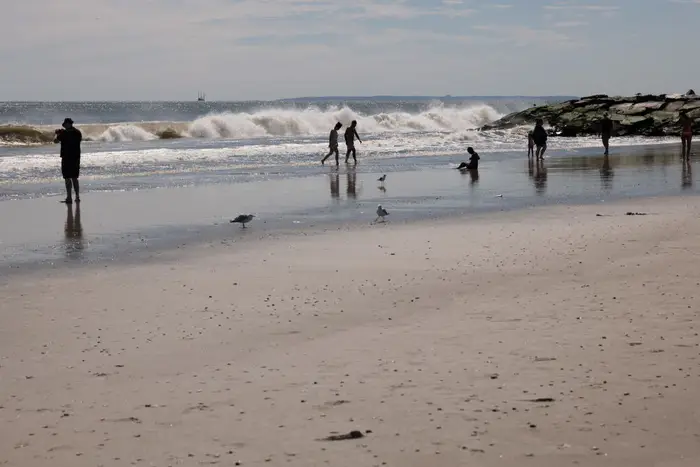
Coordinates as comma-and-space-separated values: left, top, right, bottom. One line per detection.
532, 119, 547, 160
321, 122, 343, 165
680, 112, 693, 159
54, 118, 83, 204
601, 114, 613, 155
344, 120, 362, 164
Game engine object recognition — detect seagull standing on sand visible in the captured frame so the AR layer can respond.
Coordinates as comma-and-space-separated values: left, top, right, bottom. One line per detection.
230, 214, 255, 228
378, 174, 386, 184
375, 204, 389, 223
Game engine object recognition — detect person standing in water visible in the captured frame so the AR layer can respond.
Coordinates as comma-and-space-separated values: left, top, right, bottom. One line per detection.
532, 119, 547, 160
321, 122, 343, 165
601, 114, 613, 155
54, 118, 82, 204
527, 131, 535, 158
344, 120, 362, 164
680, 112, 693, 159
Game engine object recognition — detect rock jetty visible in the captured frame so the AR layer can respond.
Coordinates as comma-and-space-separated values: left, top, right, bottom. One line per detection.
483, 92, 700, 137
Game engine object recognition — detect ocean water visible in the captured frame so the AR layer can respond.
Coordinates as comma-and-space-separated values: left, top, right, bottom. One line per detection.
0, 97, 677, 199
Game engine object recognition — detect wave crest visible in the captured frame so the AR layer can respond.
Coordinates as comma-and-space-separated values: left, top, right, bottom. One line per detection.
1, 104, 503, 145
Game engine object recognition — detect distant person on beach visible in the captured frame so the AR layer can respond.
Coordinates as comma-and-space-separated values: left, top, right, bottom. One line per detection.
601, 114, 613, 155
527, 131, 535, 158
54, 118, 82, 204
321, 122, 343, 165
680, 112, 693, 159
532, 119, 547, 160
456, 147, 480, 171
344, 120, 362, 163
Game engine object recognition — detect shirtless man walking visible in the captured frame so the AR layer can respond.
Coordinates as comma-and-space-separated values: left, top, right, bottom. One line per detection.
344, 120, 362, 164
321, 122, 343, 165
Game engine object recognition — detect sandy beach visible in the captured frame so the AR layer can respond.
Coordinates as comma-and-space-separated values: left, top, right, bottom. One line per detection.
2, 195, 700, 467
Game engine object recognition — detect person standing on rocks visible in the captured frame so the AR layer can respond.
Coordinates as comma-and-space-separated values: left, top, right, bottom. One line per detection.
54, 118, 82, 204
601, 114, 613, 156
532, 119, 547, 160
680, 112, 692, 159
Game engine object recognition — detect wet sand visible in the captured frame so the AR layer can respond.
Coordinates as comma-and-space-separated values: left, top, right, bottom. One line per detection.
2, 196, 700, 466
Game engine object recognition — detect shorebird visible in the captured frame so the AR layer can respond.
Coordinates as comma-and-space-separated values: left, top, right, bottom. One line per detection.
375, 204, 389, 223
230, 214, 255, 228
377, 174, 386, 184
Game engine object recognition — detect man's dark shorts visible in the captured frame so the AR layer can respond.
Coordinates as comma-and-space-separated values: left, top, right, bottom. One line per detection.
61, 157, 80, 179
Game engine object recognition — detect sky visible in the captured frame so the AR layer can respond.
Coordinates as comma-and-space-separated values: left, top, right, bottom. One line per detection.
1, 0, 698, 100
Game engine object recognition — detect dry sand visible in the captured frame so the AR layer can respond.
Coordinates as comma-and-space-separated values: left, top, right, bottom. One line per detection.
2, 197, 700, 467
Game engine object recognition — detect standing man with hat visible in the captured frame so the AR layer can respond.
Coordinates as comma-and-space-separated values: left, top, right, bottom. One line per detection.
54, 118, 82, 204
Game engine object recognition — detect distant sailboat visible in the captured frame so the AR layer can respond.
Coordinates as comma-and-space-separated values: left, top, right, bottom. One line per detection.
197, 91, 206, 102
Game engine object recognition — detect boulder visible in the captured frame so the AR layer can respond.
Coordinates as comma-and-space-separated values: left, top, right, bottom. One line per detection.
483, 93, 699, 137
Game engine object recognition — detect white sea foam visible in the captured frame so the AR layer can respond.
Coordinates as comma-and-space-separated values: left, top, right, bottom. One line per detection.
96, 125, 158, 142
186, 104, 501, 139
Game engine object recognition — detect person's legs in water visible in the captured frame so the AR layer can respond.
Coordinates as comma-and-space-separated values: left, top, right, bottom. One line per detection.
350, 147, 357, 163
321, 148, 339, 165
345, 145, 353, 163
72, 178, 80, 202
539, 144, 547, 160
64, 178, 73, 203
602, 135, 610, 155
682, 134, 692, 158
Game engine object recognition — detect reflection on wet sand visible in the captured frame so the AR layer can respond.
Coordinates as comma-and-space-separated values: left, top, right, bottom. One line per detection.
347, 169, 357, 199
64, 204, 84, 260
600, 154, 614, 191
460, 168, 479, 186
329, 172, 340, 199
534, 160, 547, 195
682, 159, 692, 189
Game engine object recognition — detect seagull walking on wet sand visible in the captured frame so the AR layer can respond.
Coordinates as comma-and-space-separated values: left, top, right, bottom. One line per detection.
230, 214, 255, 228
375, 204, 389, 223
378, 174, 386, 184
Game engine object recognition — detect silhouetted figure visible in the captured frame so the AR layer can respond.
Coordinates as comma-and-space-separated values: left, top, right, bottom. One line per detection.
344, 120, 362, 164
321, 122, 343, 165
600, 154, 613, 191
347, 169, 357, 199
527, 131, 535, 158
682, 158, 693, 189
329, 172, 340, 199
64, 204, 84, 260
54, 118, 82, 204
456, 147, 480, 170
680, 112, 693, 159
534, 159, 547, 195
532, 119, 547, 160
601, 114, 613, 155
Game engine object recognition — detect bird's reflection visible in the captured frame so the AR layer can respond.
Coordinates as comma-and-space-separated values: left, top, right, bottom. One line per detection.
534, 160, 547, 195
64, 204, 84, 260
347, 169, 357, 199
329, 171, 340, 199
600, 154, 614, 191
682, 159, 692, 189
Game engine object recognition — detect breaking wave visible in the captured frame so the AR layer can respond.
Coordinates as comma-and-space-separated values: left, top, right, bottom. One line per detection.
1, 104, 503, 145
